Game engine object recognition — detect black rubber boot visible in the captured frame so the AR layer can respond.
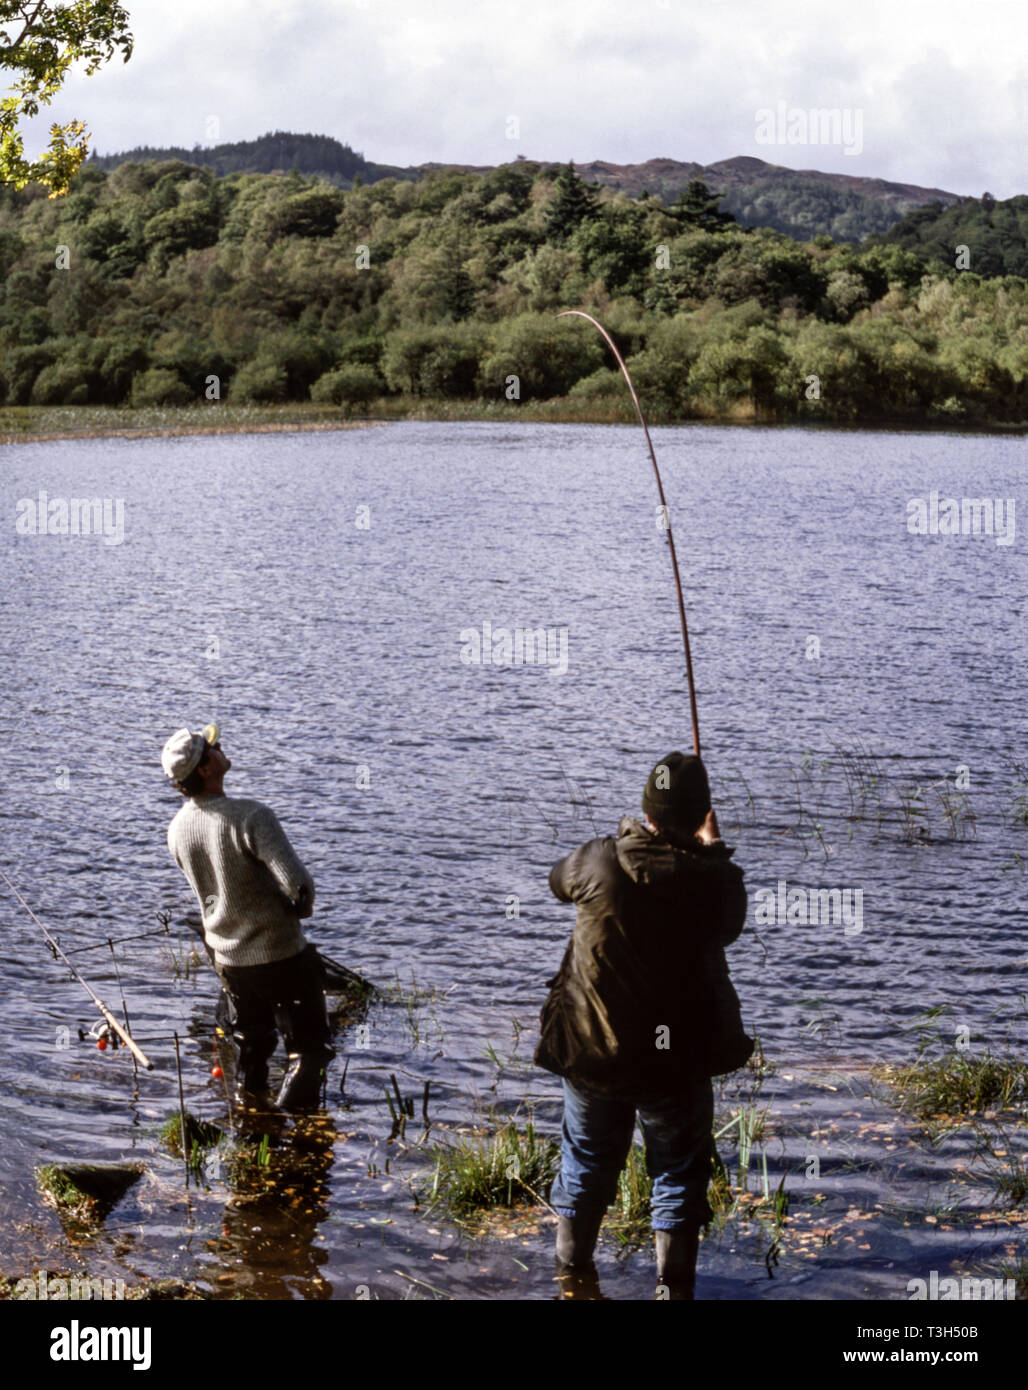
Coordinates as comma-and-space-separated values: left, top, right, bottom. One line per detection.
276, 1051, 331, 1111
654, 1226, 700, 1300
555, 1264, 604, 1300
234, 1030, 276, 1107
555, 1210, 605, 1270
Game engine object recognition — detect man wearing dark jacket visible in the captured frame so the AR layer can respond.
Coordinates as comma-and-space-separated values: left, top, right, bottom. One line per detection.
535, 751, 751, 1298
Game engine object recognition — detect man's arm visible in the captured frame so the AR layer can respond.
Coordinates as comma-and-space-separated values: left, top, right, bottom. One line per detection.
549, 854, 575, 902
713, 865, 747, 947
549, 840, 608, 903
549, 844, 587, 902
244, 805, 316, 916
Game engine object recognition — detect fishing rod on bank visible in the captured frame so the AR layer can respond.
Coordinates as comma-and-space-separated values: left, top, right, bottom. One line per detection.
0, 868, 154, 1070
555, 309, 719, 834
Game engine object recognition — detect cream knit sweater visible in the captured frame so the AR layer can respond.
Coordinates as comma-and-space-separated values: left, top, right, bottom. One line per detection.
167, 794, 313, 966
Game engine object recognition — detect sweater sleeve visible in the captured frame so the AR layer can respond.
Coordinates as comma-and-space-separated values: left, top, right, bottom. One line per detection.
242, 804, 315, 913
167, 817, 185, 870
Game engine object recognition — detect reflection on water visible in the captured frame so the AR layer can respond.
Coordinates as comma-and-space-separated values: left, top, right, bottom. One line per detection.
212, 1115, 336, 1300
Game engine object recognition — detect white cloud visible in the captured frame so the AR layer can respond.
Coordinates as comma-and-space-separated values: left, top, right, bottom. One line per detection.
15, 0, 1026, 196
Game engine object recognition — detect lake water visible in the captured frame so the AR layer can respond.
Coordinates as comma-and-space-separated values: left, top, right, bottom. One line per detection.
1, 420, 1026, 1300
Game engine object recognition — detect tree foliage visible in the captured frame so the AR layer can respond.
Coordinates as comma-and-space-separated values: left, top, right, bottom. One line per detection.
0, 155, 1024, 425
544, 162, 600, 242
666, 180, 736, 233
1, 1, 133, 196
876, 194, 1028, 278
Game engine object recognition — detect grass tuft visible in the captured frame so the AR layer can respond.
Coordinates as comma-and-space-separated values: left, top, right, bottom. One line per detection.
35, 1165, 98, 1222
606, 1145, 652, 1246
158, 1112, 223, 1157
876, 1052, 1028, 1121
426, 1122, 559, 1219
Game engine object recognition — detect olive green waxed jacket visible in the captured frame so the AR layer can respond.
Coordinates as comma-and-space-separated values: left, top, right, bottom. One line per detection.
534, 816, 753, 1096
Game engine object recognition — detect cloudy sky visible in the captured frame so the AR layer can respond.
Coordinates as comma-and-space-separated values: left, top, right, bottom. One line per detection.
18, 0, 1027, 197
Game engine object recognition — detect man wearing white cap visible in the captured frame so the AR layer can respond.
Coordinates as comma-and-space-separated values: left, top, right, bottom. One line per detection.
161, 723, 333, 1110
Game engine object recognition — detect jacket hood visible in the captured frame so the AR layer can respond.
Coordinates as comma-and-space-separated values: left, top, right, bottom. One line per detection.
614, 815, 735, 891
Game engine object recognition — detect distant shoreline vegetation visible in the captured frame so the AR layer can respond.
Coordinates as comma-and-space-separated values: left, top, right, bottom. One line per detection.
1, 158, 1026, 432
3, 402, 1026, 445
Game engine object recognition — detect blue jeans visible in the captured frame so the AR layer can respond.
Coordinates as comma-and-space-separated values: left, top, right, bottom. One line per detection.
549, 1076, 715, 1231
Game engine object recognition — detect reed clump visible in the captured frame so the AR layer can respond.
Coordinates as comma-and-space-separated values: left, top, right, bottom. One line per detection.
876, 1052, 1028, 1121
426, 1121, 559, 1217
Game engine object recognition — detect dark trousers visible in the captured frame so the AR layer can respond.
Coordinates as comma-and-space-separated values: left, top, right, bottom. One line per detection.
219, 944, 333, 1070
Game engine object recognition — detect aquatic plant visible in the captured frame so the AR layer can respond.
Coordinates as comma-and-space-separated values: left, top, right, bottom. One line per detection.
717, 765, 758, 833
984, 1149, 1028, 1206
425, 1121, 559, 1219
933, 784, 976, 839
35, 1165, 99, 1223
745, 1035, 778, 1080
481, 1021, 534, 1082
897, 782, 930, 844
715, 1103, 770, 1155
832, 740, 885, 819
967, 1119, 1028, 1206
230, 1132, 272, 1170
158, 1112, 222, 1156
799, 997, 844, 1045
34, 1161, 143, 1224
158, 1111, 223, 1178
384, 970, 449, 1053
995, 1256, 1028, 1299
606, 1145, 652, 1246
707, 1145, 790, 1237
164, 941, 203, 981
876, 1051, 1028, 1120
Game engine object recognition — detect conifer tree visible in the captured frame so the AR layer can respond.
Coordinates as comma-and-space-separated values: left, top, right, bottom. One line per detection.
544, 161, 600, 241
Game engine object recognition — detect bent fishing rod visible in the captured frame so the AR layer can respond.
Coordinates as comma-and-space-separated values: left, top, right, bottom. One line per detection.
0, 869, 154, 1070
556, 309, 705, 757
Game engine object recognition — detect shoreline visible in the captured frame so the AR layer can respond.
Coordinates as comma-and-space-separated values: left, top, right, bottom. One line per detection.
0, 417, 382, 446
3, 402, 1027, 445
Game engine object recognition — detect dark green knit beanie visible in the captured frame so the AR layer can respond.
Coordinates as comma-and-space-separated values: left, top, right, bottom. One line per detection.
641, 751, 711, 835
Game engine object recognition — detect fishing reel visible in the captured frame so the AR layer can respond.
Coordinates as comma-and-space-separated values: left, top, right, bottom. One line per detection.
79, 1020, 121, 1053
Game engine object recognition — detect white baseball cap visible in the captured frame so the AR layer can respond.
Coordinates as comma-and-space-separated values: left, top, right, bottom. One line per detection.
161, 722, 221, 782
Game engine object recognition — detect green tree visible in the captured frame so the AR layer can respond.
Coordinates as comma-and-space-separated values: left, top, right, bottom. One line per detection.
624, 314, 704, 416
141, 195, 221, 272
229, 358, 288, 403
823, 269, 870, 322
30, 355, 88, 402
666, 180, 736, 234
257, 186, 344, 242
478, 312, 603, 399
2, 341, 55, 401
688, 325, 788, 414
309, 363, 382, 409
1, 2, 133, 195
130, 365, 191, 406
544, 162, 600, 242
381, 324, 485, 397
573, 202, 650, 295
